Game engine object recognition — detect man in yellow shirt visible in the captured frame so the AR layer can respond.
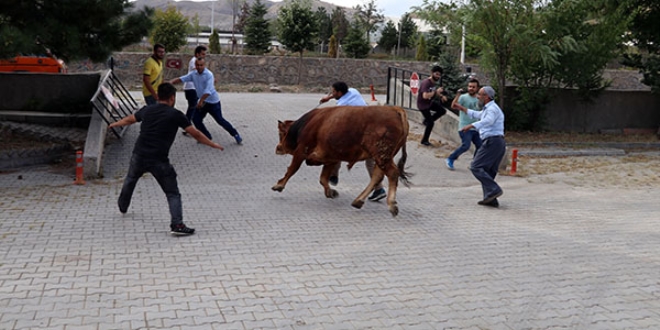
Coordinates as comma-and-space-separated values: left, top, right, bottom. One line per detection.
142, 43, 165, 105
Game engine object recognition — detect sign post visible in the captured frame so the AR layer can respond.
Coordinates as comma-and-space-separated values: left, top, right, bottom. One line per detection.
410, 72, 420, 95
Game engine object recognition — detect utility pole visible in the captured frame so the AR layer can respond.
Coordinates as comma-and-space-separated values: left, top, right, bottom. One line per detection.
460, 24, 466, 64
211, 0, 215, 34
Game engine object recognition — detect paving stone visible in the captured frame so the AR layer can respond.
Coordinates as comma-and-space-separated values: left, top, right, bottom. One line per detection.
1, 93, 659, 329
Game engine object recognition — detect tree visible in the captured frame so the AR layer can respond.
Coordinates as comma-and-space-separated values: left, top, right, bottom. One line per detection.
398, 13, 418, 52
331, 7, 350, 43
378, 21, 399, 53
355, 0, 384, 44
209, 30, 221, 54
277, 0, 318, 84
230, 0, 246, 54
328, 34, 338, 58
243, 0, 271, 55
150, 5, 189, 53
315, 7, 333, 51
234, 1, 251, 33
619, 0, 660, 91
0, 0, 153, 62
416, 35, 428, 61
426, 29, 447, 61
344, 21, 371, 58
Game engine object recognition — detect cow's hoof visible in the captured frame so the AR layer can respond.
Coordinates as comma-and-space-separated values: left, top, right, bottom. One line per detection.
352, 200, 364, 209
271, 185, 284, 192
325, 189, 338, 199
389, 204, 399, 217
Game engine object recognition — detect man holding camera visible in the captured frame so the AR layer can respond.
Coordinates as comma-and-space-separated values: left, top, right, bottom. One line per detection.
416, 65, 448, 146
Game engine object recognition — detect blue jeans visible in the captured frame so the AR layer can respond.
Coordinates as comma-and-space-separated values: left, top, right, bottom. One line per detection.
448, 130, 482, 161
192, 101, 238, 140
144, 95, 157, 106
184, 89, 197, 122
470, 136, 505, 200
118, 154, 183, 225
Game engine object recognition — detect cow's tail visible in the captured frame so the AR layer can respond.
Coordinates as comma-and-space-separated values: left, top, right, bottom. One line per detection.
396, 107, 412, 187
397, 142, 412, 187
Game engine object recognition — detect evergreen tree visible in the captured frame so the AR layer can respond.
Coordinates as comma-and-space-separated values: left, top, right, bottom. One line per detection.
398, 13, 418, 50
209, 30, 221, 54
315, 7, 333, 49
344, 21, 371, 58
244, 0, 271, 55
328, 34, 338, 58
426, 29, 447, 61
150, 5, 190, 53
378, 21, 399, 53
416, 35, 428, 61
0, 0, 153, 62
331, 7, 350, 43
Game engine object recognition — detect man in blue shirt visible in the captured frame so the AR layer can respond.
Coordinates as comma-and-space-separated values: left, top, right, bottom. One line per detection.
452, 86, 505, 208
319, 81, 387, 202
170, 57, 242, 144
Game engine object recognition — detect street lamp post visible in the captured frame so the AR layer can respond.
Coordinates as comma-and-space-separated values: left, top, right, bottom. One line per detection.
396, 20, 402, 58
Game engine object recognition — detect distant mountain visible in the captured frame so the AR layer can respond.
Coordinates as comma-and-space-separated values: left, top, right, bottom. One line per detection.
130, 0, 354, 32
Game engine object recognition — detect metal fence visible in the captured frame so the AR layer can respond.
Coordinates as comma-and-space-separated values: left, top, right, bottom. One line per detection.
89, 70, 138, 139
386, 67, 431, 111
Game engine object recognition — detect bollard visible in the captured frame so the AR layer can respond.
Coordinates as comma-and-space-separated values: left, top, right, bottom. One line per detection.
74, 150, 86, 185
510, 148, 518, 175
370, 84, 377, 102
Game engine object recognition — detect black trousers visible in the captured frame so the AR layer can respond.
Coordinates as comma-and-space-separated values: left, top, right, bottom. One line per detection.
420, 102, 447, 143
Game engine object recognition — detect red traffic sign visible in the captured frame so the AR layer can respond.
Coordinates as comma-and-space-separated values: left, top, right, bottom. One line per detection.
410, 72, 420, 95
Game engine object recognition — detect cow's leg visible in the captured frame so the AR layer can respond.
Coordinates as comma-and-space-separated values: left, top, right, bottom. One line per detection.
272, 155, 305, 192
351, 166, 383, 210
382, 160, 401, 216
320, 163, 339, 198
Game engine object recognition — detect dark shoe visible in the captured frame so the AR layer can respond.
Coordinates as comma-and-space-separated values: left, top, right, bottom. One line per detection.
170, 223, 195, 236
420, 141, 431, 146
234, 133, 243, 144
329, 175, 338, 186
478, 198, 499, 208
368, 188, 387, 202
482, 190, 503, 204
118, 199, 128, 214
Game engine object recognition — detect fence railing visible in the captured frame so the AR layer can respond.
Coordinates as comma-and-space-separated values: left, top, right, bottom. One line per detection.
386, 67, 430, 111
89, 70, 138, 139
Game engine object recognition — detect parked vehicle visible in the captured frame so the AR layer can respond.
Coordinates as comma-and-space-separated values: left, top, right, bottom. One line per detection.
0, 55, 67, 73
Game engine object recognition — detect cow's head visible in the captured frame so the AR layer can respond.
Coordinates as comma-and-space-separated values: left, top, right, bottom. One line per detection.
275, 120, 295, 155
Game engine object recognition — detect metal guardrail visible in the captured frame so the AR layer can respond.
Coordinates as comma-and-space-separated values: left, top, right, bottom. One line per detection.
90, 70, 138, 139
386, 67, 431, 111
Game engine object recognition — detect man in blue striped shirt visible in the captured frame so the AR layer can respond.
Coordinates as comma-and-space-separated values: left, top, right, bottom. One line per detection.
452, 86, 505, 208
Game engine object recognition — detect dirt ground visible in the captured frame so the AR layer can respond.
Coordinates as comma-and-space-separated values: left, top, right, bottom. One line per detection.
407, 129, 660, 189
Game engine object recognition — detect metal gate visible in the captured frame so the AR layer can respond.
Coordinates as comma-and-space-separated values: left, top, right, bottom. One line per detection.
89, 70, 138, 139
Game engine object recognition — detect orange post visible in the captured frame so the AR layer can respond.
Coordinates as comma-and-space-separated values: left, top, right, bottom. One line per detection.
74, 150, 85, 185
370, 84, 377, 102
510, 148, 518, 175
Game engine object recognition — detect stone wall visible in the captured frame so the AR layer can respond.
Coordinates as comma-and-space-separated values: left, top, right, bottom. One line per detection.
70, 53, 435, 89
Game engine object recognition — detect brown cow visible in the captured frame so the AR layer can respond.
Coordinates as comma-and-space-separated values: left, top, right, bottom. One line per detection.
272, 105, 410, 216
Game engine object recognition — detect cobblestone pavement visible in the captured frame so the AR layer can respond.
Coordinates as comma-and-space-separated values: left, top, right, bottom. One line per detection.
1, 93, 659, 330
